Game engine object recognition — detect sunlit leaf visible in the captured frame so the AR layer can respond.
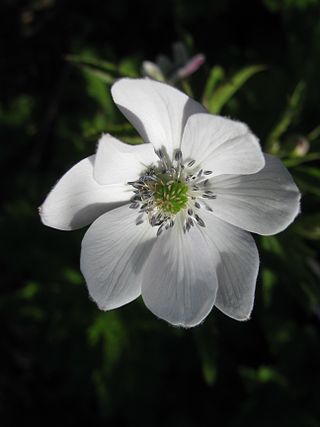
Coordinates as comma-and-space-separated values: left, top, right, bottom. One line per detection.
202, 65, 225, 107
266, 81, 306, 153
79, 65, 115, 84
205, 65, 266, 114
118, 57, 140, 77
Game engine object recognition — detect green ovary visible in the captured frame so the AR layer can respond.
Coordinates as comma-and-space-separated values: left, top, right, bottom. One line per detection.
154, 181, 189, 214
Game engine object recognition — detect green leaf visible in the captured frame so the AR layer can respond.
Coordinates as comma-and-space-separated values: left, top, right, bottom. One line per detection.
202, 359, 217, 386
206, 65, 266, 114
19, 281, 39, 299
307, 124, 320, 142
293, 214, 320, 240
266, 81, 306, 153
65, 54, 117, 73
261, 235, 285, 257
80, 65, 115, 84
118, 57, 140, 77
239, 365, 287, 387
262, 268, 277, 306
296, 165, 320, 178
284, 152, 320, 167
294, 166, 320, 196
66, 53, 117, 84
202, 65, 225, 108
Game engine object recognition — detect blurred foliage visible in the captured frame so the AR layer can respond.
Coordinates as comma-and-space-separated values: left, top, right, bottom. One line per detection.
1, 0, 320, 426
203, 64, 267, 114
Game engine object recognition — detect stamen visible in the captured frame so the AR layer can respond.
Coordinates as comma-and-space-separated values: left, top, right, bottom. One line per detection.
174, 149, 183, 162
202, 194, 216, 200
129, 202, 140, 209
195, 214, 206, 227
157, 225, 164, 236
136, 214, 144, 225
128, 153, 212, 235
155, 148, 164, 159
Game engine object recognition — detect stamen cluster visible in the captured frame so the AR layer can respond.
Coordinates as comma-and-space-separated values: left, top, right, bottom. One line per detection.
128, 148, 216, 236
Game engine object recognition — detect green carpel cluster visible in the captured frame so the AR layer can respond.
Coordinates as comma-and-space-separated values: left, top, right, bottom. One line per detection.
154, 180, 189, 214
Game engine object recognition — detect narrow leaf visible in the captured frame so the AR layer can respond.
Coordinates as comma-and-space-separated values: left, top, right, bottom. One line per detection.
206, 65, 266, 114
202, 66, 225, 108
65, 54, 117, 73
266, 81, 306, 153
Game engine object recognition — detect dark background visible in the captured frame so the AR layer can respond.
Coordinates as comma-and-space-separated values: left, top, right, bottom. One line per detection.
1, 0, 320, 426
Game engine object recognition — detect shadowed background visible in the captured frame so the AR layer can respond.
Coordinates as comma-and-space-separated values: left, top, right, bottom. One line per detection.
1, 0, 320, 426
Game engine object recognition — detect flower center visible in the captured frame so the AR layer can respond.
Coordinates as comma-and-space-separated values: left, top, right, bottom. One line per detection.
128, 148, 216, 236
153, 179, 189, 214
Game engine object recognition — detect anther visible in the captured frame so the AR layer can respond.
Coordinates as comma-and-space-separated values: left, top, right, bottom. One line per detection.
204, 170, 213, 175
174, 149, 182, 162
187, 159, 196, 167
187, 217, 194, 227
195, 214, 206, 227
136, 214, 144, 225
155, 149, 164, 159
157, 225, 164, 236
129, 202, 140, 209
202, 194, 216, 199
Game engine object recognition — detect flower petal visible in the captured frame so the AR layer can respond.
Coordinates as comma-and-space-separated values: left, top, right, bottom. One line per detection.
94, 134, 157, 185
201, 211, 259, 320
205, 154, 301, 235
81, 205, 157, 311
111, 78, 205, 155
181, 113, 265, 176
141, 217, 218, 327
40, 156, 130, 230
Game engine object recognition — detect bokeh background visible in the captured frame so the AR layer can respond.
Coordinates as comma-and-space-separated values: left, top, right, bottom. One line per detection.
1, 0, 320, 425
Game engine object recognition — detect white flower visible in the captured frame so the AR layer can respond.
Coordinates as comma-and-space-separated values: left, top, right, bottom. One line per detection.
40, 78, 300, 327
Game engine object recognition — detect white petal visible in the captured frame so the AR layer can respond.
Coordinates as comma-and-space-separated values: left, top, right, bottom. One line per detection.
111, 78, 205, 155
201, 211, 259, 320
81, 205, 157, 311
141, 217, 218, 327
181, 113, 265, 176
40, 156, 130, 230
205, 154, 301, 235
94, 134, 157, 185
